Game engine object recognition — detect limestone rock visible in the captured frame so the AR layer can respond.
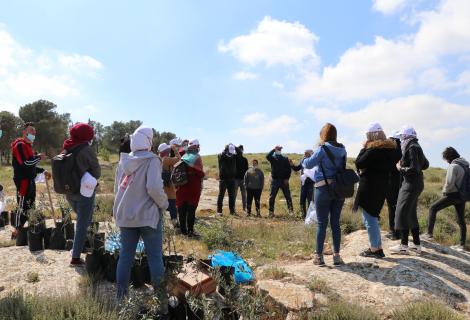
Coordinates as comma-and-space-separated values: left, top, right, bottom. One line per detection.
257, 279, 314, 311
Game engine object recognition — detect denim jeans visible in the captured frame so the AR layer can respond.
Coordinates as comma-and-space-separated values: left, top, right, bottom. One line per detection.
167, 199, 178, 220
117, 218, 164, 298
362, 210, 382, 248
217, 179, 236, 214
269, 179, 293, 213
314, 186, 344, 255
234, 179, 247, 210
66, 193, 95, 259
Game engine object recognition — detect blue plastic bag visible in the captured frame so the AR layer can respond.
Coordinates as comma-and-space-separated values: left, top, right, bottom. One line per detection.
209, 250, 254, 284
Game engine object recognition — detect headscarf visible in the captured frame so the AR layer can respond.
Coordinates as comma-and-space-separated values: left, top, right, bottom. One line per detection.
63, 123, 94, 151
130, 126, 153, 152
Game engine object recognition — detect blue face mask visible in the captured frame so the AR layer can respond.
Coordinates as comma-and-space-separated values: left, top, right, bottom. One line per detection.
27, 133, 36, 143
0, 130, 3, 138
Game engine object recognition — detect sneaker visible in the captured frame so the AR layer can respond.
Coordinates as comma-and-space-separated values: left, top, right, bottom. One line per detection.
187, 231, 201, 239
409, 244, 422, 254
389, 244, 409, 255
450, 245, 465, 252
268, 211, 275, 218
385, 232, 400, 241
70, 258, 85, 267
256, 213, 261, 218
333, 255, 345, 266
171, 219, 179, 228
360, 248, 385, 258
313, 254, 325, 266
421, 234, 434, 241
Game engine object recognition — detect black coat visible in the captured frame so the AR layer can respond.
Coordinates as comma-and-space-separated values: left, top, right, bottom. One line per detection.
355, 139, 402, 217
235, 154, 249, 180
395, 139, 429, 230
266, 149, 291, 180
218, 151, 237, 180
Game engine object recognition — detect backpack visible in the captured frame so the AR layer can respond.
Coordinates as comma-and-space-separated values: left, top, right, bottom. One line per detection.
456, 162, 470, 201
171, 160, 188, 187
51, 145, 87, 195
320, 145, 359, 199
162, 169, 172, 188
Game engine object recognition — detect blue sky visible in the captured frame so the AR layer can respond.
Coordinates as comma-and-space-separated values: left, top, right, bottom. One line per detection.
1, 0, 469, 166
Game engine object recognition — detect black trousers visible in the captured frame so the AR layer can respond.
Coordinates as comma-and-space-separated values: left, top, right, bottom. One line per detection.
178, 202, 197, 235
428, 193, 467, 246
217, 179, 236, 214
13, 179, 36, 228
269, 179, 293, 213
300, 183, 314, 218
246, 188, 262, 215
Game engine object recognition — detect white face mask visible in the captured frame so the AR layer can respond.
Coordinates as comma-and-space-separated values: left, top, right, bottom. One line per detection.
88, 140, 93, 146
275, 150, 282, 156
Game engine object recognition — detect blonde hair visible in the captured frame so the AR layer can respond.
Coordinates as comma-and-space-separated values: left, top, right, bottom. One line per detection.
366, 130, 387, 142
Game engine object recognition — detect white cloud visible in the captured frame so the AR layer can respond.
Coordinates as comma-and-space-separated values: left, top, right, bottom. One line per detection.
372, 0, 410, 14
308, 94, 470, 142
272, 81, 285, 89
234, 114, 302, 138
59, 53, 103, 74
232, 71, 258, 80
218, 16, 319, 68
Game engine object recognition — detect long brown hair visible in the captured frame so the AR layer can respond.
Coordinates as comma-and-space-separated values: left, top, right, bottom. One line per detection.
319, 123, 337, 144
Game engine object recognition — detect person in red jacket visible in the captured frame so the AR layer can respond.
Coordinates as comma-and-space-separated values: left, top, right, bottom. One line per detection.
11, 122, 49, 230
176, 139, 204, 237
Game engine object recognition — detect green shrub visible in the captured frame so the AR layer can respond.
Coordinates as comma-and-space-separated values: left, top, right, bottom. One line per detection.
98, 148, 111, 162
304, 301, 379, 320
198, 220, 234, 250
261, 267, 289, 280
391, 301, 464, 320
25, 272, 39, 284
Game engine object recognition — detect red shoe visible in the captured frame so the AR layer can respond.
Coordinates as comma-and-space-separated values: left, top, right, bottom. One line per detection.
70, 258, 85, 267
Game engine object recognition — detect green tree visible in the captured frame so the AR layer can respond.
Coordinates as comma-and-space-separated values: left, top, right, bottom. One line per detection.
0, 111, 22, 164
18, 100, 71, 155
88, 119, 105, 152
102, 120, 143, 152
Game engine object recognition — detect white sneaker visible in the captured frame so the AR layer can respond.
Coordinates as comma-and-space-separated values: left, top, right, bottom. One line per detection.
420, 234, 434, 241
409, 244, 422, 254
450, 245, 465, 252
389, 244, 409, 255
216, 212, 223, 217
171, 219, 178, 228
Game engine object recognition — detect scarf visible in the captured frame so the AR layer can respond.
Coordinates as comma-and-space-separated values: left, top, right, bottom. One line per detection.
63, 123, 94, 151
401, 135, 417, 154
182, 152, 203, 172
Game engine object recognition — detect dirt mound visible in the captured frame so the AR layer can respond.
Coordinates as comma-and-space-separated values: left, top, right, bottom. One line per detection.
257, 230, 470, 317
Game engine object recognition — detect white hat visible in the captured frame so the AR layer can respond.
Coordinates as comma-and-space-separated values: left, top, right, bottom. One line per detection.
158, 143, 170, 153
130, 126, 153, 152
189, 139, 200, 146
228, 144, 236, 155
366, 122, 383, 133
389, 130, 401, 139
399, 125, 417, 137
170, 137, 182, 146
80, 172, 97, 198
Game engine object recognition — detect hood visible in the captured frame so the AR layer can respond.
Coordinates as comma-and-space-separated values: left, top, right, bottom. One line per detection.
11, 138, 28, 148
119, 151, 157, 175
452, 157, 469, 167
365, 139, 397, 150
324, 142, 345, 150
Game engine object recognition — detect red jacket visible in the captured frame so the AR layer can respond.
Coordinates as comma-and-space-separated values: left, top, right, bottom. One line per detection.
11, 138, 44, 196
176, 166, 204, 208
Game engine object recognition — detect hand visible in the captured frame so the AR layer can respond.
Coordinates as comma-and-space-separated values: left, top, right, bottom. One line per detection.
44, 171, 52, 180
283, 179, 289, 186
396, 163, 401, 170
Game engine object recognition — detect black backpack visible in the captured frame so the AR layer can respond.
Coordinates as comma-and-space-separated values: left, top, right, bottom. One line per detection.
320, 145, 359, 199
162, 169, 172, 188
456, 162, 470, 201
171, 160, 188, 187
51, 145, 87, 195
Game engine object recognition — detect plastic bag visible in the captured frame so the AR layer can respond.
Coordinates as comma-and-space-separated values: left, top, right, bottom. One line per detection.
305, 201, 317, 225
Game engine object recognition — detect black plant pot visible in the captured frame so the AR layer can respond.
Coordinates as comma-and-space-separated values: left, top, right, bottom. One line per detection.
164, 254, 184, 272
43, 228, 53, 249
104, 252, 118, 283
11, 211, 27, 229
48, 222, 66, 250
66, 239, 74, 251
0, 217, 5, 228
16, 227, 28, 246
64, 222, 75, 240
131, 261, 146, 288
28, 228, 44, 252
86, 249, 105, 279
1, 211, 9, 225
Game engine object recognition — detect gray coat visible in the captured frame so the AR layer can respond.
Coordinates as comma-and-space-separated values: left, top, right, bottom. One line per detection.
244, 167, 265, 190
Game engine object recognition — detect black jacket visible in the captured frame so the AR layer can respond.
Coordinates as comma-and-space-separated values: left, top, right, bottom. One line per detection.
400, 138, 429, 181
355, 139, 402, 217
235, 154, 249, 180
218, 150, 237, 180
266, 149, 291, 180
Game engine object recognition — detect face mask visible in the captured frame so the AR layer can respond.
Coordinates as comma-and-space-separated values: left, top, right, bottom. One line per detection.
253, 164, 258, 169
275, 150, 282, 156
0, 130, 3, 138
27, 133, 36, 143
88, 140, 93, 146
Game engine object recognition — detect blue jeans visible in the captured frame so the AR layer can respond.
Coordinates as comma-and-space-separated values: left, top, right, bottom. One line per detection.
362, 210, 382, 248
117, 218, 164, 298
66, 193, 95, 259
167, 199, 177, 220
314, 186, 344, 255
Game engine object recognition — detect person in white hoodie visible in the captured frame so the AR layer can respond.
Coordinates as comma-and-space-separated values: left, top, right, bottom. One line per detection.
424, 147, 468, 251
113, 126, 168, 299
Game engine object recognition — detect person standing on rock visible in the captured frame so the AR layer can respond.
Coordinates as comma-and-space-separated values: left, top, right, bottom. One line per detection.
355, 123, 402, 258
423, 147, 468, 252
61, 123, 101, 266
11, 122, 49, 233
303, 123, 347, 266
114, 126, 168, 302
385, 131, 402, 241
158, 143, 181, 228
234, 145, 249, 213
176, 139, 204, 237
266, 145, 294, 218
244, 159, 264, 217
217, 144, 238, 215
290, 149, 315, 219
390, 126, 429, 255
